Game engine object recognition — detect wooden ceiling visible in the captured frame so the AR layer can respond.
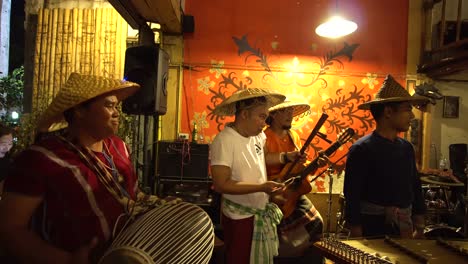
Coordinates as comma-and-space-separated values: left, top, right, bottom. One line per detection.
108, 0, 183, 34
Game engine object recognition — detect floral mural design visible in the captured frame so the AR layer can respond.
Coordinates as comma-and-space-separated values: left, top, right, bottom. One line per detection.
181, 0, 412, 194
185, 35, 383, 191
361, 73, 379, 89
197, 77, 215, 95
208, 60, 227, 79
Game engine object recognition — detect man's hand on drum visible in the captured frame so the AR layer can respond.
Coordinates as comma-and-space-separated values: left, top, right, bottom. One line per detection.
141, 194, 183, 206
162, 196, 183, 205
136, 190, 183, 206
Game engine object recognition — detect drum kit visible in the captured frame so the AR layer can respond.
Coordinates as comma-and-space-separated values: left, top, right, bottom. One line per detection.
419, 174, 466, 238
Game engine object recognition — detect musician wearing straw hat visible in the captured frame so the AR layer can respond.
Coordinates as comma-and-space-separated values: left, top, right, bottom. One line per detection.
210, 88, 291, 264
343, 75, 429, 239
0, 73, 175, 264
264, 101, 325, 262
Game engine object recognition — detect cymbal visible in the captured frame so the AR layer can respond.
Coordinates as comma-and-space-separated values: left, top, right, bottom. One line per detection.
420, 175, 464, 187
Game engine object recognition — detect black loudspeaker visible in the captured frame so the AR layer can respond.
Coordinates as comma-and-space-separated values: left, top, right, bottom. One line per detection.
157, 141, 209, 179
449, 143, 467, 180
183, 15, 195, 33
122, 44, 169, 115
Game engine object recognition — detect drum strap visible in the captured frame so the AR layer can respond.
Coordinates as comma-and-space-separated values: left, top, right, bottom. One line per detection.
56, 136, 165, 218
224, 199, 283, 264
58, 136, 133, 207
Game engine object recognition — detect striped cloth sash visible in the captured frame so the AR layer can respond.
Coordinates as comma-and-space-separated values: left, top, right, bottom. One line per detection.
224, 199, 283, 264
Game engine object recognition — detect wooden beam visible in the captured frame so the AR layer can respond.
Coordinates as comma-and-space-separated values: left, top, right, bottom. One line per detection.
107, 0, 147, 29
130, 0, 182, 34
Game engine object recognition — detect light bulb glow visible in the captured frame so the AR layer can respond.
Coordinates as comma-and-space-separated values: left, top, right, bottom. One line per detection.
11, 111, 19, 120
315, 16, 358, 38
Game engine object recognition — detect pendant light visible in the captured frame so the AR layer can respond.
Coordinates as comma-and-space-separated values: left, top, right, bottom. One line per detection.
315, 0, 357, 38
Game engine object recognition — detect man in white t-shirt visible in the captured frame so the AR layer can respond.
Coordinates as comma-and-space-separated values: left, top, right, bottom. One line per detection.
210, 88, 303, 264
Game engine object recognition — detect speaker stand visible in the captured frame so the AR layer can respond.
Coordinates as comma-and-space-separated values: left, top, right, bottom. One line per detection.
464, 162, 468, 237
141, 114, 159, 194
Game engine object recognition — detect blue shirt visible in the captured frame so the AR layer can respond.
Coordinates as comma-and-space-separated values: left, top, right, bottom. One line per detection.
343, 131, 426, 225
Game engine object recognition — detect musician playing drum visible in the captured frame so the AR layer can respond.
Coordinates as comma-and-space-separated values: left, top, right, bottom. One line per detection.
0, 73, 178, 264
264, 101, 326, 263
343, 75, 429, 239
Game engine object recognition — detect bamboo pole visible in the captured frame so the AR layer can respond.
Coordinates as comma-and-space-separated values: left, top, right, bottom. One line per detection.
70, 9, 77, 76
62, 8, 72, 89
43, 9, 53, 103
75, 8, 82, 74
106, 8, 113, 78
106, 8, 112, 76
84, 9, 92, 74
49, 9, 58, 96
116, 11, 126, 78
93, 8, 101, 76
39, 8, 50, 109
80, 9, 86, 74
32, 8, 44, 111
117, 9, 125, 78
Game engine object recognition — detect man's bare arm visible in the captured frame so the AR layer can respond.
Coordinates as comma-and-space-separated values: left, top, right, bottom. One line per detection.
211, 165, 283, 194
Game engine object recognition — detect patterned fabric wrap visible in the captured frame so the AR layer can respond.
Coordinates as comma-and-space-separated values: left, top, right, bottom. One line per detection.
224, 198, 283, 264
278, 196, 323, 243
360, 200, 413, 238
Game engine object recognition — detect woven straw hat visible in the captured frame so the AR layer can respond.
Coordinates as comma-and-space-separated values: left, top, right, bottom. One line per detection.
269, 101, 310, 117
358, 75, 429, 110
38, 73, 140, 132
213, 88, 285, 116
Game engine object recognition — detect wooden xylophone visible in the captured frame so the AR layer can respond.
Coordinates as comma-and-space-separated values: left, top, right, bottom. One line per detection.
313, 236, 468, 263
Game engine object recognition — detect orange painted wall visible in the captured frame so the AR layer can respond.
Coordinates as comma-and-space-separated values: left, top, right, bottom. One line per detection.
181, 0, 409, 191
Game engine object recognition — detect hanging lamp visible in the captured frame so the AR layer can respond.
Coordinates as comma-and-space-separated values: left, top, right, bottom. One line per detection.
315, 0, 357, 38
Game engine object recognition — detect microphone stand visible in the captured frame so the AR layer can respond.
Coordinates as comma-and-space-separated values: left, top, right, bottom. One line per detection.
325, 165, 336, 237
321, 152, 348, 238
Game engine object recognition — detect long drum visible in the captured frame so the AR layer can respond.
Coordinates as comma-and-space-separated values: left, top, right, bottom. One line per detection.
99, 202, 214, 264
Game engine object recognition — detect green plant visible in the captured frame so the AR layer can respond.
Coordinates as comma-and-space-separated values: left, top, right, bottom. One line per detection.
0, 66, 24, 126
11, 112, 40, 154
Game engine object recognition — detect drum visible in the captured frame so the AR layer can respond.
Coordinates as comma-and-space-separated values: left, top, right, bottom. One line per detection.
421, 184, 457, 225
422, 184, 451, 211
424, 224, 464, 239
99, 202, 214, 264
